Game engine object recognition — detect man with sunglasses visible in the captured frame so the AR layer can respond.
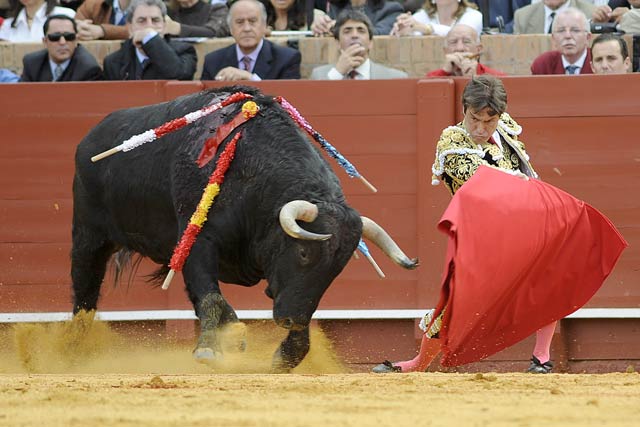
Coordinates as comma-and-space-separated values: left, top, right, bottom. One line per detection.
530, 7, 594, 74
21, 14, 103, 82
103, 0, 196, 80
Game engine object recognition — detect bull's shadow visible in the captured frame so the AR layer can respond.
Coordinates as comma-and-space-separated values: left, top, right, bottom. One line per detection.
71, 85, 418, 372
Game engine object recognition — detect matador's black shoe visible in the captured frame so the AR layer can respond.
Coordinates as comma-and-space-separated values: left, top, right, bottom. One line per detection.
372, 360, 402, 373
526, 356, 553, 374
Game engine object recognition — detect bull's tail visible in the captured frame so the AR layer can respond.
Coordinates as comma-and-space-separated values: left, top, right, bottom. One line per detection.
109, 249, 167, 287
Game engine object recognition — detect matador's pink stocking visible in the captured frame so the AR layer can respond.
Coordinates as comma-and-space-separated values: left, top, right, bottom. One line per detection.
532, 321, 557, 364
395, 335, 441, 372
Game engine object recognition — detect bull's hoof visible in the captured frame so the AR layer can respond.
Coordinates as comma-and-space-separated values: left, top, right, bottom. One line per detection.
193, 347, 223, 363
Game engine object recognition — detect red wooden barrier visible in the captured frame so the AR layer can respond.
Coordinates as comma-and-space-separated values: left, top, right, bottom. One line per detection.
0, 77, 638, 371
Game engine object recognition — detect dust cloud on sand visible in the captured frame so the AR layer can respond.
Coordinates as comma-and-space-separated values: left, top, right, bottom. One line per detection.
0, 317, 639, 427
1, 313, 346, 375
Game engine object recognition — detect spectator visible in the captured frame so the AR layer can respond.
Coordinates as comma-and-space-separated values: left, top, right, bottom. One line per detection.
201, 0, 301, 81
514, 0, 595, 34
0, 0, 75, 42
265, 0, 308, 31
164, 0, 229, 38
591, 0, 631, 23
102, 0, 197, 80
391, 0, 482, 37
426, 23, 506, 77
471, 0, 531, 33
74, 0, 131, 40
21, 14, 103, 81
310, 9, 407, 79
618, 1, 640, 33
530, 7, 593, 74
590, 32, 631, 73
0, 68, 20, 82
312, 0, 403, 36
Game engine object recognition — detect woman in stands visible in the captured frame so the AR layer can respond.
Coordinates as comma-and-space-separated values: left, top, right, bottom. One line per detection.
265, 0, 309, 31
391, 0, 482, 36
0, 0, 74, 42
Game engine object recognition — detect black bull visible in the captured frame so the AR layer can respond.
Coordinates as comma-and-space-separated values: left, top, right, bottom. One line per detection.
71, 86, 418, 372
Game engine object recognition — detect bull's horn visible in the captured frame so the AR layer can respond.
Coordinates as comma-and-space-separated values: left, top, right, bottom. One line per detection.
279, 201, 332, 241
361, 216, 419, 270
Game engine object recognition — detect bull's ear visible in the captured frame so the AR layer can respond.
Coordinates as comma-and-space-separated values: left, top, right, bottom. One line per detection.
279, 200, 332, 241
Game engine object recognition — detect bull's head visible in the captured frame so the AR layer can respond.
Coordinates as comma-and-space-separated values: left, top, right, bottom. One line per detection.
267, 200, 418, 331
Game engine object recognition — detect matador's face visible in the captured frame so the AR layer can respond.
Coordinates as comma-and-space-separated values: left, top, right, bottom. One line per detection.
462, 107, 500, 145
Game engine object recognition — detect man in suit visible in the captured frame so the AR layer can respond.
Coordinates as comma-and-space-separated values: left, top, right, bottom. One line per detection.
514, 0, 595, 34
21, 14, 103, 82
201, 0, 300, 81
103, 0, 197, 80
530, 7, 594, 74
426, 24, 506, 77
473, 0, 532, 33
310, 9, 407, 80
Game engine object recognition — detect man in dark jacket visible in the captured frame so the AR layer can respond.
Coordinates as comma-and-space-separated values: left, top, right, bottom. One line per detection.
103, 0, 197, 80
200, 0, 300, 81
21, 14, 103, 82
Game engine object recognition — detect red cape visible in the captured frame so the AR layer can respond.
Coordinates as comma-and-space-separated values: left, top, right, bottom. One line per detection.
433, 166, 627, 367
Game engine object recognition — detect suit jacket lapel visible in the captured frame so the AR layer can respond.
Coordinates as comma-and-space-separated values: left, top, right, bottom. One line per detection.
531, 4, 544, 33
41, 57, 53, 82
223, 44, 238, 69
253, 40, 273, 79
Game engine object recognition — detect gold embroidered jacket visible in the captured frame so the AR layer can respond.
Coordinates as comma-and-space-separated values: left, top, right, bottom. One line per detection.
431, 113, 538, 195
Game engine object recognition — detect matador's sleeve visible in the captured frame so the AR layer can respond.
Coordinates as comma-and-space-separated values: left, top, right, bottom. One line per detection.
431, 126, 487, 194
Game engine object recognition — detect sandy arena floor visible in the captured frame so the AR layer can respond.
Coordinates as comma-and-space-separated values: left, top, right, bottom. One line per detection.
0, 317, 638, 427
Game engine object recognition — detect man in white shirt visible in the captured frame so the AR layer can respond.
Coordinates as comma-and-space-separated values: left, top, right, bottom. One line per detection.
310, 9, 407, 80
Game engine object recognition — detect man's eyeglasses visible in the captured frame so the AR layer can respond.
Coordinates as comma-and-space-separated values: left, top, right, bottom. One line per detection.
47, 32, 77, 42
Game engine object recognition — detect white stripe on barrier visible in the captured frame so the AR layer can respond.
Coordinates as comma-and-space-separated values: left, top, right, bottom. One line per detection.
0, 308, 639, 323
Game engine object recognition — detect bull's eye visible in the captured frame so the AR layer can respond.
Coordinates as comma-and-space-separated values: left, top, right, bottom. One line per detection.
298, 247, 310, 265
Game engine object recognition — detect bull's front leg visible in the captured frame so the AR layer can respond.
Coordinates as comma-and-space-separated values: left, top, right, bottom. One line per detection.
181, 241, 246, 362
271, 327, 310, 373
193, 293, 245, 361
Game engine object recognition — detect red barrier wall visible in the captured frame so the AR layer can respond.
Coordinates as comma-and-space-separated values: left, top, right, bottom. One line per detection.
1, 77, 638, 371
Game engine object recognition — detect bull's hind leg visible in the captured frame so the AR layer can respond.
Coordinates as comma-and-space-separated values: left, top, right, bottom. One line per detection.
272, 327, 310, 373
70, 224, 115, 314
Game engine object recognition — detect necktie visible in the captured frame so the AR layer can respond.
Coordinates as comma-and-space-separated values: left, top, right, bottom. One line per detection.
53, 65, 63, 81
547, 12, 555, 34
565, 65, 579, 75
347, 70, 358, 80
136, 58, 149, 79
241, 56, 252, 72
